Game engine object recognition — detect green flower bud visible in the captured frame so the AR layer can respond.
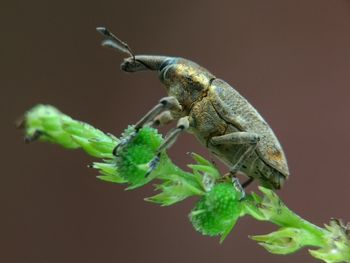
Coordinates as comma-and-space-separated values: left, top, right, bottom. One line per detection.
251, 227, 305, 255
116, 126, 163, 188
309, 219, 350, 263
190, 183, 242, 242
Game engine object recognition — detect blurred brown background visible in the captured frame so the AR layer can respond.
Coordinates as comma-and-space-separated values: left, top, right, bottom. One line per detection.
1, 0, 350, 262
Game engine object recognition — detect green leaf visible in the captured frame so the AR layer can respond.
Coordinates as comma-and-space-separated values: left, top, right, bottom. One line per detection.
145, 172, 205, 206
97, 175, 127, 184
241, 192, 266, 220
190, 152, 213, 167
187, 164, 220, 180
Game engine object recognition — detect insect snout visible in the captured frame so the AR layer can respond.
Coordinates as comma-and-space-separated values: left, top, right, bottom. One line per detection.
120, 57, 145, 72
121, 55, 172, 73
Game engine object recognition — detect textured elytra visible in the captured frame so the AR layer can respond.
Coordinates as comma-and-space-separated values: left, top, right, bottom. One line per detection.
208, 79, 289, 178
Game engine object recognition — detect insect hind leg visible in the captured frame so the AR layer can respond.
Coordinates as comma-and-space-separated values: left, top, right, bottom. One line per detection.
242, 177, 254, 188
211, 131, 260, 199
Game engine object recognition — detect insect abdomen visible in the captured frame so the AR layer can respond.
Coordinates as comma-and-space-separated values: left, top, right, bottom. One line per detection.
208, 79, 290, 178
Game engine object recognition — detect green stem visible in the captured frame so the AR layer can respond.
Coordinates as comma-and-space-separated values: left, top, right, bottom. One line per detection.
21, 104, 350, 263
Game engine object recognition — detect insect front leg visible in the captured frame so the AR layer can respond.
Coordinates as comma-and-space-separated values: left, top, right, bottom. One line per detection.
210, 131, 260, 198
146, 116, 189, 176
113, 96, 181, 156
152, 111, 174, 127
134, 97, 181, 130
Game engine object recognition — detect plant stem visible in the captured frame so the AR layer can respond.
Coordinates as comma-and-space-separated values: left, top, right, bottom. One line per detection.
21, 104, 350, 263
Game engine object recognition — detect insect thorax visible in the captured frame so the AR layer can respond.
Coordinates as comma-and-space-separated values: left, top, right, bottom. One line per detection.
159, 58, 215, 113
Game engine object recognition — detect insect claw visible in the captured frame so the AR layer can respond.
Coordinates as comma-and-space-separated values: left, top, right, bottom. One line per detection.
112, 144, 120, 156
145, 153, 161, 177
112, 131, 138, 156
232, 177, 246, 201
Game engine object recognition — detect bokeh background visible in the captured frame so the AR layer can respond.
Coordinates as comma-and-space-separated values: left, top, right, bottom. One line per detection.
1, 0, 350, 262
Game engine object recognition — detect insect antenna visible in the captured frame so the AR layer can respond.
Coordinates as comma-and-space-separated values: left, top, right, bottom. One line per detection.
96, 27, 135, 61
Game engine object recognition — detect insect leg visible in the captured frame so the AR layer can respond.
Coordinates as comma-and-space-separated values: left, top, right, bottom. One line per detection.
211, 132, 260, 146
134, 97, 181, 131
232, 177, 246, 199
156, 116, 189, 152
210, 132, 260, 196
210, 132, 260, 173
151, 111, 174, 127
113, 96, 181, 156
241, 177, 254, 188
145, 116, 189, 176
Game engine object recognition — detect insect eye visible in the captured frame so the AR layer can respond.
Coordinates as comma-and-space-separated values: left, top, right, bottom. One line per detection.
159, 59, 174, 71
159, 64, 174, 84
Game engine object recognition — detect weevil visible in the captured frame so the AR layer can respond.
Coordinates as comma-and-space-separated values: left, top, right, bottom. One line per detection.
96, 27, 289, 191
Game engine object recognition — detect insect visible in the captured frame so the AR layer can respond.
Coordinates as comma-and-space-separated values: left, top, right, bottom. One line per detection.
96, 27, 289, 193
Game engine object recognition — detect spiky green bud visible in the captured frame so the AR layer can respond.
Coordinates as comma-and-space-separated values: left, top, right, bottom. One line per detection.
22, 104, 350, 262
190, 183, 242, 241
115, 126, 163, 189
